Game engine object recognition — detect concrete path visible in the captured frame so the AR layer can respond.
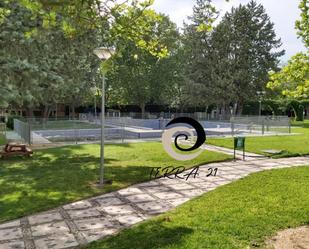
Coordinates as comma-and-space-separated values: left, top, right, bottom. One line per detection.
0, 155, 308, 249
202, 144, 266, 160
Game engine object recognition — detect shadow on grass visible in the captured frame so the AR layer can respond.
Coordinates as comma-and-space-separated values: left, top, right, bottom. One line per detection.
89, 219, 193, 249
0, 145, 160, 222
0, 142, 230, 222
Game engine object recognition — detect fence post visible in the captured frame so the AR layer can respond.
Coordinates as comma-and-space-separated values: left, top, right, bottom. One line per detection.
122, 122, 125, 143
28, 122, 31, 145
74, 118, 78, 145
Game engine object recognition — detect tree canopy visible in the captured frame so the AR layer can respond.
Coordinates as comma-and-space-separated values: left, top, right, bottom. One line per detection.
267, 0, 309, 101
267, 52, 309, 99
183, 0, 284, 115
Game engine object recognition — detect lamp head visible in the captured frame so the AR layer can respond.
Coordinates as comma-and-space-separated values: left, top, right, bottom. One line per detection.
93, 47, 115, 61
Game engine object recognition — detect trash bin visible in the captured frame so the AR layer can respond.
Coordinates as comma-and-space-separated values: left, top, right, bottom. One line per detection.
234, 136, 246, 160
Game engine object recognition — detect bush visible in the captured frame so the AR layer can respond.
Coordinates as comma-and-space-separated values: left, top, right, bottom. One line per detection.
289, 100, 304, 121
6, 116, 20, 130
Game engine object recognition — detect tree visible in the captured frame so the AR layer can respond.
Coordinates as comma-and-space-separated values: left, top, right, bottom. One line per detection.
267, 0, 309, 105
267, 52, 309, 99
0, 1, 101, 117
184, 0, 284, 116
296, 0, 309, 48
107, 14, 180, 117
182, 0, 219, 112
0, 0, 173, 118
14, 0, 169, 58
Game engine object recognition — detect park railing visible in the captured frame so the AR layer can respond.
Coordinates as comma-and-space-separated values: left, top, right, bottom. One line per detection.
12, 114, 291, 145
231, 115, 291, 135
13, 119, 31, 144
0, 123, 6, 138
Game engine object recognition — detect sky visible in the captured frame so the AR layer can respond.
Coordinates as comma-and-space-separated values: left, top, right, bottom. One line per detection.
151, 0, 306, 62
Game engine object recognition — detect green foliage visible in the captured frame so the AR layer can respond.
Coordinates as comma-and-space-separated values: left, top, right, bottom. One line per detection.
267, 52, 309, 99
295, 0, 309, 48
107, 14, 180, 115
289, 100, 304, 121
16, 0, 168, 57
184, 0, 284, 114
6, 116, 19, 130
0, 1, 183, 115
0, 1, 100, 113
242, 100, 287, 116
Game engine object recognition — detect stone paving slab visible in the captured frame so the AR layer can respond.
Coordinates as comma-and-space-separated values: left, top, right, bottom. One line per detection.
67, 208, 101, 219
31, 221, 70, 237
63, 201, 92, 210
0, 220, 20, 229
33, 233, 78, 249
73, 217, 114, 231
80, 229, 117, 243
125, 194, 156, 203
95, 197, 124, 206
0, 241, 25, 249
135, 201, 171, 214
0, 155, 308, 249
0, 227, 23, 241
114, 214, 145, 227
97, 205, 136, 216
28, 212, 63, 226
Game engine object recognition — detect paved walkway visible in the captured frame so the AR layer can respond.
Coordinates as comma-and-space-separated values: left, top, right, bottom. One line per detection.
202, 144, 266, 160
0, 156, 308, 249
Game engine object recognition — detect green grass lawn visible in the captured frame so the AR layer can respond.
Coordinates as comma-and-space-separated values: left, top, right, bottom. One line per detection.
87, 166, 309, 249
208, 122, 309, 158
0, 142, 231, 222
30, 120, 101, 130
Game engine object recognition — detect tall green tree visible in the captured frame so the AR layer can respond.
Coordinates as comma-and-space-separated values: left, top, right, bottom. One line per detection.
184, 0, 284, 115
267, 0, 309, 102
0, 0, 173, 118
108, 14, 180, 117
182, 0, 219, 112
296, 0, 309, 48
267, 52, 309, 99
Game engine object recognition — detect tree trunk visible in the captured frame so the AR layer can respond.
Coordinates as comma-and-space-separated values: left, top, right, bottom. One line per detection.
26, 107, 34, 119
71, 104, 76, 120
233, 102, 238, 116
140, 103, 145, 119
236, 102, 243, 116
42, 105, 51, 125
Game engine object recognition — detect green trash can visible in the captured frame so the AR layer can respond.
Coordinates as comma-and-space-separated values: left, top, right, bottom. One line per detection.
234, 136, 246, 160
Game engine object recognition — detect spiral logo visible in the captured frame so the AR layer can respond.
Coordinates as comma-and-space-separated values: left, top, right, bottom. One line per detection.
162, 117, 206, 161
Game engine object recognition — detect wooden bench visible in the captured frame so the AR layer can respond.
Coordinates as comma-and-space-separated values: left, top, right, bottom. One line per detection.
0, 143, 33, 158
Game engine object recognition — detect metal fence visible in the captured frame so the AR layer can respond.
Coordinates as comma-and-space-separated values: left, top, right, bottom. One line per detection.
13, 119, 31, 144
231, 116, 291, 135
0, 123, 6, 137
11, 114, 292, 145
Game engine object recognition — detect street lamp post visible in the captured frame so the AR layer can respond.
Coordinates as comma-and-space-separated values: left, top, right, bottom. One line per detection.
90, 86, 97, 122
257, 91, 266, 117
93, 47, 115, 187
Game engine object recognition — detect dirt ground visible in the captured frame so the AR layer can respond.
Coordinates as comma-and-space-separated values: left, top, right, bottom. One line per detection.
266, 226, 309, 249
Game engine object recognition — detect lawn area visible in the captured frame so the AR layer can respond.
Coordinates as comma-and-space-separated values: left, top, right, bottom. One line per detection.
87, 166, 309, 249
208, 121, 309, 157
0, 142, 231, 222
30, 120, 101, 130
